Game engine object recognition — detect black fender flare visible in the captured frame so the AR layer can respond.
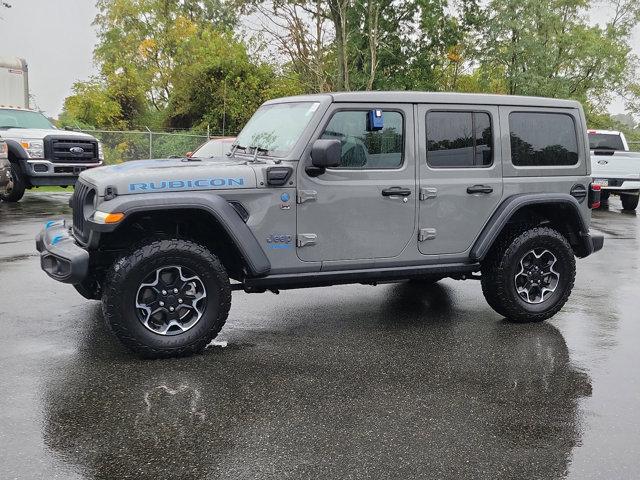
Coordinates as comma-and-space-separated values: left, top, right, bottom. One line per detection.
90, 192, 271, 276
470, 193, 592, 261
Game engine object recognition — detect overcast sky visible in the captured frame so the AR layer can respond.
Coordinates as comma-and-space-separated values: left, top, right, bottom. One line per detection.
0, 0, 638, 118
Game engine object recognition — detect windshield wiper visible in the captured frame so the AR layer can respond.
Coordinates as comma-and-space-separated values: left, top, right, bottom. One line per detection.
0, 126, 24, 129
228, 144, 247, 158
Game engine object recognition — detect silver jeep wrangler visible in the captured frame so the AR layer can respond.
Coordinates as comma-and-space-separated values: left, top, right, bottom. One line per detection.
36, 92, 604, 358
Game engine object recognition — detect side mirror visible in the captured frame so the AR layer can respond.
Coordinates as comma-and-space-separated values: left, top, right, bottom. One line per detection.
307, 139, 341, 177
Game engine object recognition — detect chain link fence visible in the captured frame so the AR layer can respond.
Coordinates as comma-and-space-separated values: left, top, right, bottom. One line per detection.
78, 129, 235, 164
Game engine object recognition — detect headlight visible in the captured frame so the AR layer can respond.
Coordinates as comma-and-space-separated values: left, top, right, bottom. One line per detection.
20, 139, 45, 159
98, 142, 104, 160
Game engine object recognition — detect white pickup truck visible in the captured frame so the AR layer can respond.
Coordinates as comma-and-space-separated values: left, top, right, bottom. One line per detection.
589, 129, 640, 211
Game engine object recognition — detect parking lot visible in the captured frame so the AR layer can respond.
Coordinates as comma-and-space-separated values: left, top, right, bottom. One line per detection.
0, 192, 638, 479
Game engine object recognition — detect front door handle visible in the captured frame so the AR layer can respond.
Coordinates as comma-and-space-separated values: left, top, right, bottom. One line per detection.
382, 187, 412, 197
467, 185, 493, 194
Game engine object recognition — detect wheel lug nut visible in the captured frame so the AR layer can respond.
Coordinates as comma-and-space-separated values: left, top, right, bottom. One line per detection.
178, 298, 183, 303
173, 288, 179, 294
159, 301, 165, 306
169, 306, 175, 312
161, 290, 167, 295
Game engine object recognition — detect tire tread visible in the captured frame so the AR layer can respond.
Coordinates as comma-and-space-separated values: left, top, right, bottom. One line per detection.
102, 238, 231, 358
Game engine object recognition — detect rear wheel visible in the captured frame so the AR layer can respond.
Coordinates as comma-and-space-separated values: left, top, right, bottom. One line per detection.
0, 163, 26, 202
621, 193, 639, 211
481, 226, 576, 322
103, 239, 231, 358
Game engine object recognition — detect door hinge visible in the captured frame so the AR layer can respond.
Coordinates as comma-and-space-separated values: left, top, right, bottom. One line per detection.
419, 187, 437, 201
297, 190, 318, 204
418, 228, 437, 242
297, 233, 317, 247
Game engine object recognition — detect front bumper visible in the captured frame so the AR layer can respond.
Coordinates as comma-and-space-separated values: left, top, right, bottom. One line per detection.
20, 158, 102, 177
35, 219, 89, 284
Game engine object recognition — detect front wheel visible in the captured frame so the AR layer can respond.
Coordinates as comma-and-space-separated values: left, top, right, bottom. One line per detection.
480, 227, 576, 322
102, 239, 231, 358
621, 193, 639, 211
0, 163, 26, 202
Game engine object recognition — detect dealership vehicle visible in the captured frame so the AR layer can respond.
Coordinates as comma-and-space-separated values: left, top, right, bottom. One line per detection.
588, 129, 631, 152
1, 56, 103, 202
0, 107, 104, 202
589, 129, 640, 211
0, 140, 9, 189
37, 92, 604, 358
186, 137, 235, 158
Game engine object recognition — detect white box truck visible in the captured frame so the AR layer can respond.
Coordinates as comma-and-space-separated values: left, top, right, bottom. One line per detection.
0, 56, 103, 202
0, 56, 29, 108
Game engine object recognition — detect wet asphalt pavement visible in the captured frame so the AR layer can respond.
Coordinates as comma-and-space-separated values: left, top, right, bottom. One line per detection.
0, 193, 639, 480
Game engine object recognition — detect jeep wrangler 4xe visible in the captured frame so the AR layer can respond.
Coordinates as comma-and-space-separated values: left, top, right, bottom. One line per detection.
36, 92, 604, 358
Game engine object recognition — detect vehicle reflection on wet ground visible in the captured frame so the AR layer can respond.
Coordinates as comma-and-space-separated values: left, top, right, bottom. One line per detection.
0, 193, 638, 479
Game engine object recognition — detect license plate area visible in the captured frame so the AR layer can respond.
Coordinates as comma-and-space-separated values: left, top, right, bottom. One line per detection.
593, 179, 609, 187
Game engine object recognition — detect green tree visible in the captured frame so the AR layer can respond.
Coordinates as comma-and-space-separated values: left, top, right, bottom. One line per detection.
93, 0, 237, 110
58, 80, 125, 129
166, 29, 303, 132
478, 0, 639, 110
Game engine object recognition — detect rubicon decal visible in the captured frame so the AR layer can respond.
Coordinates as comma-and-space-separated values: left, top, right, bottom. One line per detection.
129, 178, 245, 192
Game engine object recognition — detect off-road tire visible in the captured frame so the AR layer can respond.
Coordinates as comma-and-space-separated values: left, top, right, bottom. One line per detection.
0, 163, 26, 202
621, 193, 639, 211
480, 226, 576, 322
102, 238, 231, 358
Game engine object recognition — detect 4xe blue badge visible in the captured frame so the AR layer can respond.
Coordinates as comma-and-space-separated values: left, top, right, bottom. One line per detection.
280, 192, 291, 210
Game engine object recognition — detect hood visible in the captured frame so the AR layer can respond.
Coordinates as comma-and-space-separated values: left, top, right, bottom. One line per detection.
0, 128, 97, 141
80, 157, 258, 197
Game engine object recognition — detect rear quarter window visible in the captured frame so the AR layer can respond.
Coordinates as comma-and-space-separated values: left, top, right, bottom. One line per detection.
509, 112, 579, 166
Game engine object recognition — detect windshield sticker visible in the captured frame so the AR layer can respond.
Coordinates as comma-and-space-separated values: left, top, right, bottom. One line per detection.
129, 178, 245, 192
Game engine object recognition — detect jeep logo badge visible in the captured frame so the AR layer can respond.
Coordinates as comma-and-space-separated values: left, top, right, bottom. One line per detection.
70, 146, 85, 154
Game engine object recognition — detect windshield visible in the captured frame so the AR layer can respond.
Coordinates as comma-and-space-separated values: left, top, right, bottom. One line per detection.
192, 138, 235, 158
0, 109, 54, 130
589, 133, 625, 151
235, 102, 320, 157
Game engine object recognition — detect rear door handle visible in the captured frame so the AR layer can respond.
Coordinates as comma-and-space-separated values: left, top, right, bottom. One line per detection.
467, 185, 493, 194
382, 187, 412, 197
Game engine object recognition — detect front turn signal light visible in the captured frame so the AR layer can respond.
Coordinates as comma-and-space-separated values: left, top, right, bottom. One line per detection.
93, 211, 125, 224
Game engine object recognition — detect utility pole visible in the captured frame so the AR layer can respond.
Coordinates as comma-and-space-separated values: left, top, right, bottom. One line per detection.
222, 79, 226, 137
145, 126, 152, 159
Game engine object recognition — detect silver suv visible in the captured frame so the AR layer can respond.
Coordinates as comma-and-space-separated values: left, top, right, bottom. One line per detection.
36, 92, 604, 358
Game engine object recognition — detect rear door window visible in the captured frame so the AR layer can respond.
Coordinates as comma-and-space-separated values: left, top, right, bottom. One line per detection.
509, 112, 579, 166
426, 111, 493, 168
